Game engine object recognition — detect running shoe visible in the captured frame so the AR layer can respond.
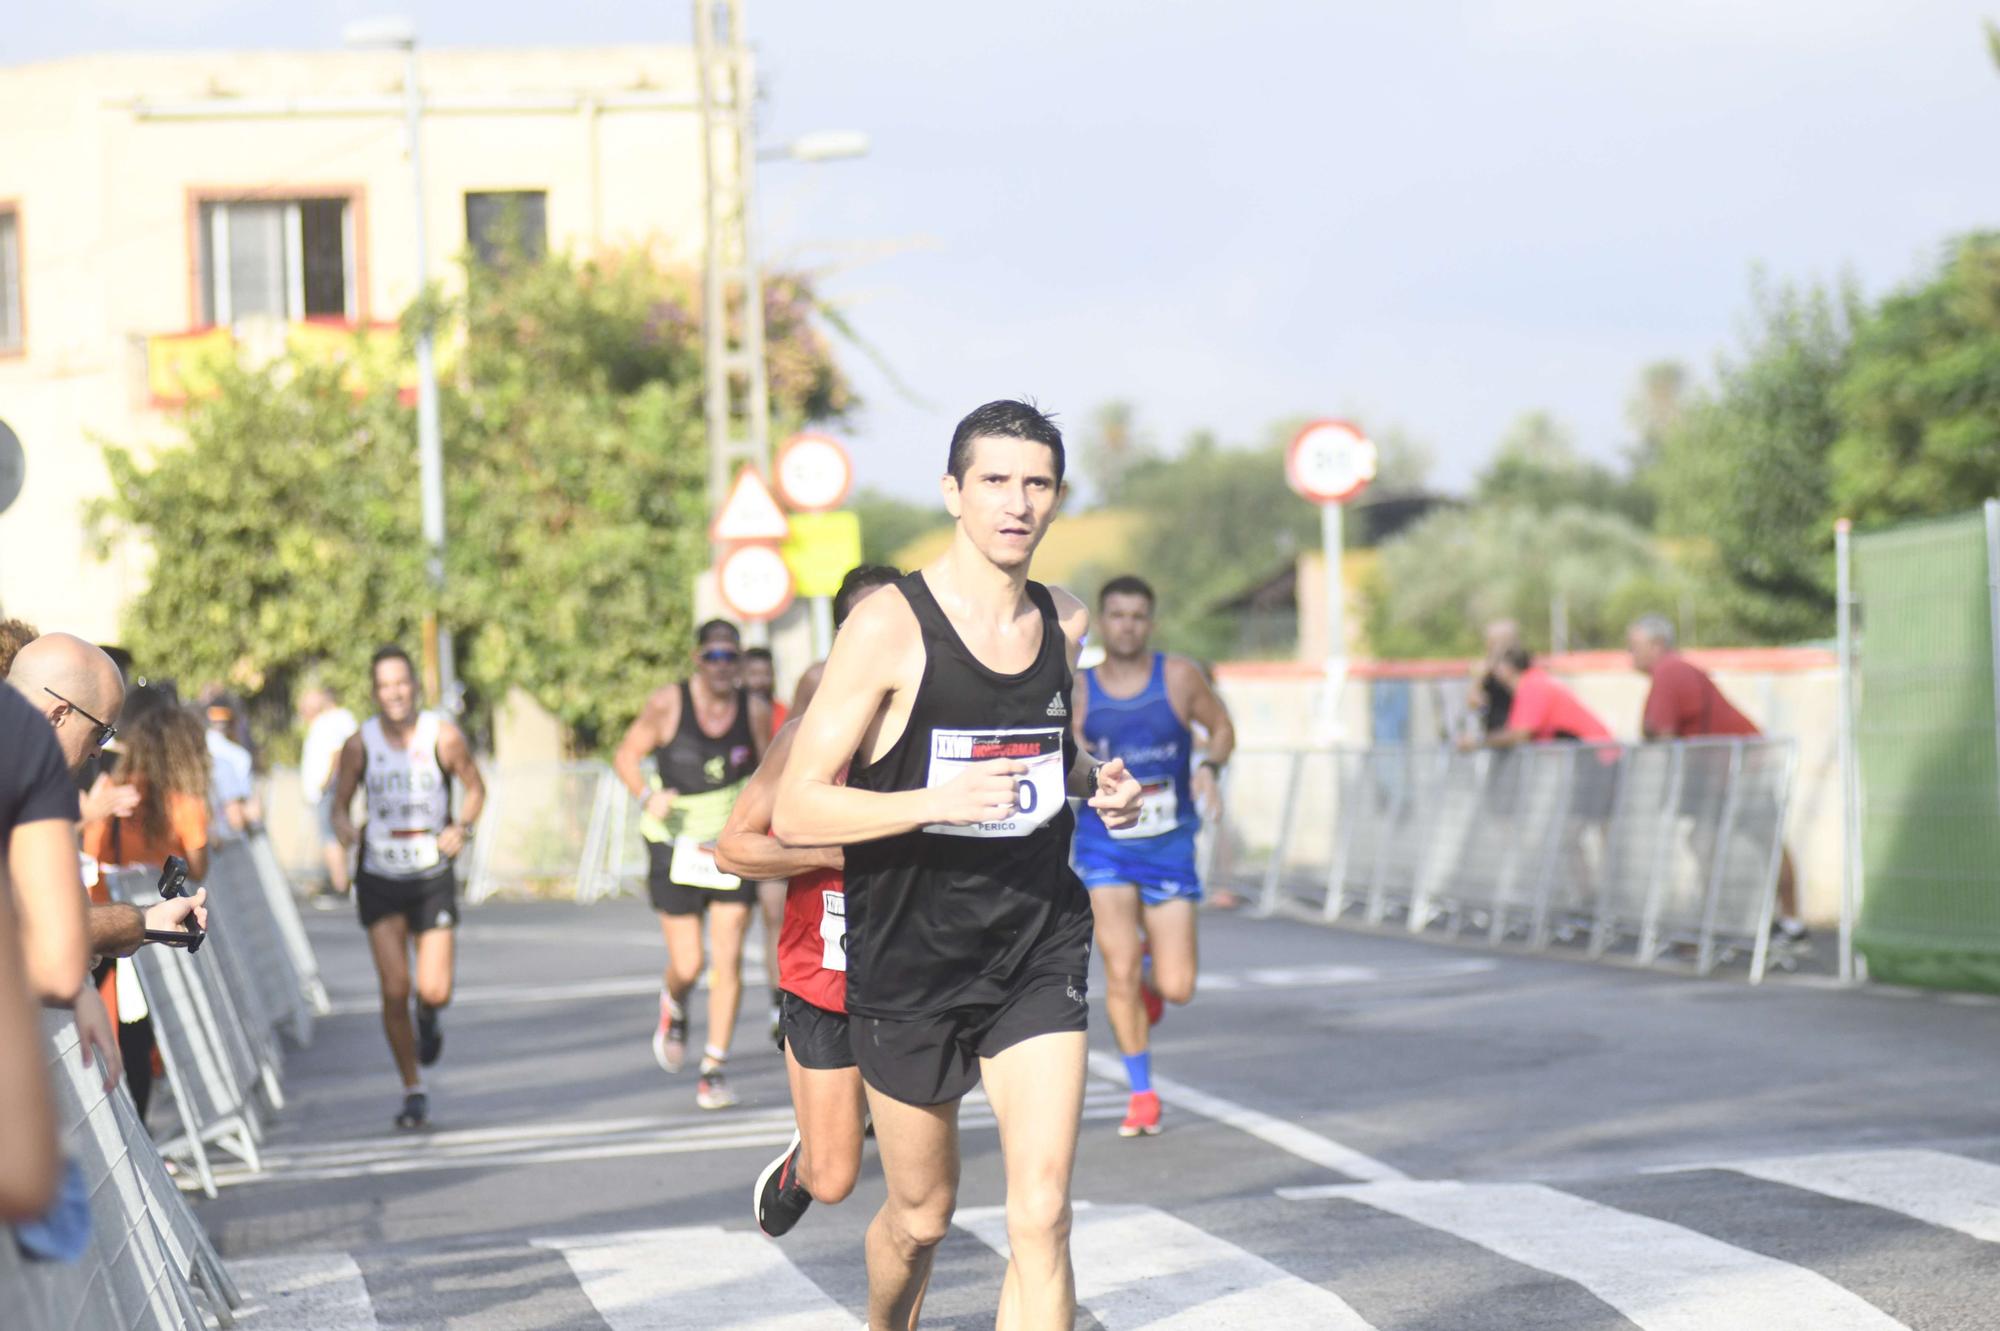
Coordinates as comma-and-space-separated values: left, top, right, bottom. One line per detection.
754, 1131, 813, 1237
416, 1003, 443, 1067
1771, 918, 1811, 945
1140, 976, 1165, 1029
394, 1091, 429, 1131
1118, 1090, 1162, 1138
696, 1058, 738, 1110
654, 1005, 689, 1074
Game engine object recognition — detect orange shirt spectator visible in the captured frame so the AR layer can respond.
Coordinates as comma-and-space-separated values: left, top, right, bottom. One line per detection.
82, 784, 210, 876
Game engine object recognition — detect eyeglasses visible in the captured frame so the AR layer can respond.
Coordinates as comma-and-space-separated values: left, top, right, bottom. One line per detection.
699, 649, 741, 665
44, 688, 117, 750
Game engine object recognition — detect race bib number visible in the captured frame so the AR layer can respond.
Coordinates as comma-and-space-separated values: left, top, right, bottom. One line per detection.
923, 727, 1066, 839
1109, 780, 1180, 841
372, 833, 440, 874
819, 890, 847, 971
670, 837, 741, 891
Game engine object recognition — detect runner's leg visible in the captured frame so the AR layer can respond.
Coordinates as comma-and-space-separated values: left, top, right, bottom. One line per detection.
862, 1084, 958, 1331
367, 915, 419, 1088
659, 912, 703, 1008
1091, 885, 1148, 1056
1140, 897, 1197, 1007
786, 1043, 867, 1203
981, 1029, 1087, 1331
413, 925, 456, 1010
704, 901, 752, 1058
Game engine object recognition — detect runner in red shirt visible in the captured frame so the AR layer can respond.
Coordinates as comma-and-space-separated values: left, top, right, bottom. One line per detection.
716, 565, 901, 1238
743, 646, 793, 1048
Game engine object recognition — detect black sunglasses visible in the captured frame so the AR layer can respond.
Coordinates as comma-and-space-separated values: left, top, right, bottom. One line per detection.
699, 648, 741, 664
44, 688, 117, 750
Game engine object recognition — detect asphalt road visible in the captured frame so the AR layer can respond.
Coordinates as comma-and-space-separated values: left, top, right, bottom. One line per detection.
199, 893, 2000, 1330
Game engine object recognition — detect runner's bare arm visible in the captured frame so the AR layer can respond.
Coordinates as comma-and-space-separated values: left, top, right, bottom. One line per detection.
330, 734, 366, 849
716, 722, 841, 879
773, 590, 1026, 843
790, 661, 825, 716
1170, 655, 1236, 767
613, 687, 680, 806
437, 721, 485, 857
1047, 588, 1141, 822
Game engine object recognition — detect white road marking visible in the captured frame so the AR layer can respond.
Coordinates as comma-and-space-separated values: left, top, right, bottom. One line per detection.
1090, 1051, 1407, 1182
231, 1253, 381, 1330
535, 1227, 863, 1330
958, 1202, 1378, 1329
1279, 1180, 1909, 1331
1671, 1148, 2000, 1243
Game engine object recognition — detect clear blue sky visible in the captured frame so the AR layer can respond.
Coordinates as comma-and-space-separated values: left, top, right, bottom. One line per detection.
18, 1, 2000, 498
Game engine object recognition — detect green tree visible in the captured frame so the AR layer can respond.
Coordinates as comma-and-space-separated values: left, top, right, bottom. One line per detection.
1653, 275, 1855, 642
1475, 410, 1653, 527
1829, 233, 2000, 527
1363, 503, 1674, 659
850, 487, 949, 566
93, 250, 854, 752
1121, 428, 1323, 660
1075, 400, 1155, 507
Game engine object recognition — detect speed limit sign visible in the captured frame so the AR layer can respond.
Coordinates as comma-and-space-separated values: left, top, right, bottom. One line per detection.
716, 543, 795, 622
774, 432, 854, 513
1285, 420, 1377, 506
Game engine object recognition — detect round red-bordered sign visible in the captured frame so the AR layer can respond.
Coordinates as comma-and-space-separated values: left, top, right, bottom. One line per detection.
717, 542, 795, 622
1286, 419, 1377, 505
774, 432, 854, 513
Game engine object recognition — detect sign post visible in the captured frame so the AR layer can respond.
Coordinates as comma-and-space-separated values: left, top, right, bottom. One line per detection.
1286, 419, 1378, 740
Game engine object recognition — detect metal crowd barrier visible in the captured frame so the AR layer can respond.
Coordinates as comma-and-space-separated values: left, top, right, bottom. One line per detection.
1230, 736, 1798, 982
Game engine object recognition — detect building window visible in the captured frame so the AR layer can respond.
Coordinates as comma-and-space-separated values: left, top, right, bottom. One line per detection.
465, 191, 547, 268
198, 197, 355, 326
0, 208, 20, 354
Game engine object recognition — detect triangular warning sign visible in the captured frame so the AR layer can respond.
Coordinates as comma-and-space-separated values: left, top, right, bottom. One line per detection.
711, 466, 791, 542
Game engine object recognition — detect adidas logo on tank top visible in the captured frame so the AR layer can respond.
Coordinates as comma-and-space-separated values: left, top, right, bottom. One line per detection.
1047, 692, 1067, 717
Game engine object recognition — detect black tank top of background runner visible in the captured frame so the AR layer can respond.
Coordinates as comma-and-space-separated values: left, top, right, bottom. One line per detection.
652, 682, 756, 796
842, 571, 1094, 1020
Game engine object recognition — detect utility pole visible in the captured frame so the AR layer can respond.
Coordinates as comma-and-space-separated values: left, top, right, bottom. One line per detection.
694, 0, 773, 643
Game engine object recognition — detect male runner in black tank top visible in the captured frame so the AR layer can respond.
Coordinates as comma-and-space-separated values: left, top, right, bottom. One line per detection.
613, 619, 771, 1110
775, 400, 1142, 1331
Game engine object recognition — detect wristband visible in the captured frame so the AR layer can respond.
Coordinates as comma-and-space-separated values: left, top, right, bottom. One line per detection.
1199, 759, 1224, 776
1087, 762, 1105, 794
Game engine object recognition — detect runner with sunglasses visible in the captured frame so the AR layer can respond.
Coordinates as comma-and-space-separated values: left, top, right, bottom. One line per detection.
614, 619, 772, 1110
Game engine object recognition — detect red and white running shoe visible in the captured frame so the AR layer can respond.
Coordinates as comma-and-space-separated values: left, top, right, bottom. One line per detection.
1118, 1090, 1162, 1138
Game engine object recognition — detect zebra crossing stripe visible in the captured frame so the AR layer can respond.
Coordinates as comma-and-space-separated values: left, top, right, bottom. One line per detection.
1693, 1148, 2000, 1244
231, 1253, 381, 1330
956, 1202, 1379, 1329
1279, 1180, 1910, 1331
533, 1227, 864, 1330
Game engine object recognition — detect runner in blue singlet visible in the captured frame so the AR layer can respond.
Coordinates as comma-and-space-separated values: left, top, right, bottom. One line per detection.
1073, 574, 1236, 1137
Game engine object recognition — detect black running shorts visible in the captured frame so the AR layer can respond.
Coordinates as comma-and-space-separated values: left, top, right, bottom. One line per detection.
355, 867, 459, 933
646, 841, 756, 916
852, 970, 1088, 1107
780, 990, 855, 1071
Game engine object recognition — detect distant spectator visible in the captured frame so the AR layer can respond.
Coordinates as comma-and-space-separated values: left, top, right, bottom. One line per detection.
81, 687, 214, 1117
298, 683, 359, 900
1628, 614, 1803, 941
1466, 618, 1522, 740
0, 616, 39, 677
1470, 646, 1614, 750
203, 695, 262, 833
742, 647, 787, 731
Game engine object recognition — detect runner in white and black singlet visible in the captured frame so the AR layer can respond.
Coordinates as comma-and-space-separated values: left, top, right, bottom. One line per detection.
330, 645, 485, 1131
774, 400, 1141, 1331
613, 619, 772, 1111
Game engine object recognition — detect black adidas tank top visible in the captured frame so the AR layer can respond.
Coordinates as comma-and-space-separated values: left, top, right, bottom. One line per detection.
842, 571, 1094, 1019
653, 682, 756, 797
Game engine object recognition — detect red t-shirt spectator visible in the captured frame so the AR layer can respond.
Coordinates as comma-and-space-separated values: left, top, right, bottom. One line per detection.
1642, 654, 1759, 739
1507, 667, 1613, 743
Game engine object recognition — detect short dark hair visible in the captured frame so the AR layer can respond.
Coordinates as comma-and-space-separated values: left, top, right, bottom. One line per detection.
834, 564, 902, 628
370, 644, 416, 683
1502, 646, 1533, 673
946, 399, 1065, 486
742, 647, 773, 665
695, 618, 740, 647
1098, 574, 1155, 608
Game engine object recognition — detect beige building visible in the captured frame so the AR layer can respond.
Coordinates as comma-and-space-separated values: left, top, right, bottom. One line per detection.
0, 46, 710, 643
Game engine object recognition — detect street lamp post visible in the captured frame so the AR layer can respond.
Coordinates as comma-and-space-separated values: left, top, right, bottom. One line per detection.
345, 17, 455, 711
